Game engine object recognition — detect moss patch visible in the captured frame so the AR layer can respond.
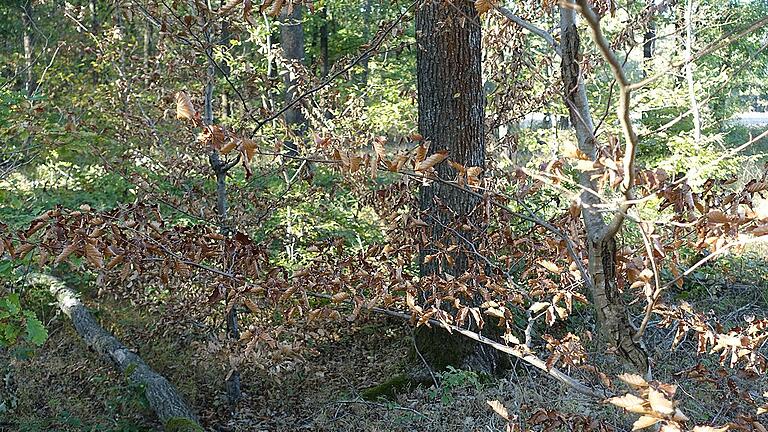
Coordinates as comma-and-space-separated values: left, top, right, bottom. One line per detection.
164, 417, 204, 432
360, 374, 413, 401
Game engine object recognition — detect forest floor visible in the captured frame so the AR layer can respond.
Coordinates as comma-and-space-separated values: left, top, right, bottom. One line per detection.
2, 253, 768, 432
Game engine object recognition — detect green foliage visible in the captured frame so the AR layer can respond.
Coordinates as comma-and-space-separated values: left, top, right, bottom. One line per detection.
0, 292, 48, 350
428, 366, 483, 405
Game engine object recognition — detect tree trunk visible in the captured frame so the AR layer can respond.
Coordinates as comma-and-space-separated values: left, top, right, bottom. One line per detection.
280, 5, 306, 156
684, 0, 701, 141
359, 0, 372, 86
143, 20, 152, 72
414, 0, 504, 375
29, 274, 202, 431
204, 51, 242, 405
642, 0, 655, 76
22, 0, 34, 97
320, 6, 329, 77
560, 3, 649, 373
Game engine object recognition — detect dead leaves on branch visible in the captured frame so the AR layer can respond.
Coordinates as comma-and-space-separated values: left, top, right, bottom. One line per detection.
175, 91, 198, 123
605, 374, 723, 432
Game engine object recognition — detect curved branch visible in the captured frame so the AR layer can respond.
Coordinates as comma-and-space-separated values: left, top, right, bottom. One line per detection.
495, 6, 561, 56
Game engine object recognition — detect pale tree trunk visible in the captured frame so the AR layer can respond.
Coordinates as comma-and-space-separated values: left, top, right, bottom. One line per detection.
684, 0, 701, 141
560, 4, 649, 373
30, 274, 202, 431
89, 0, 98, 32
414, 0, 506, 375
280, 5, 306, 155
22, 0, 34, 97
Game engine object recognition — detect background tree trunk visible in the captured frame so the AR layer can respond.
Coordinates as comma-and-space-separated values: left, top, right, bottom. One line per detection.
359, 0, 372, 86
414, 0, 505, 375
21, 0, 34, 97
642, 0, 656, 76
320, 6, 329, 77
684, 0, 701, 141
280, 5, 306, 156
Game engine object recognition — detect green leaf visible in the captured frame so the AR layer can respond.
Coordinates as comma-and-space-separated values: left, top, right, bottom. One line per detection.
24, 311, 48, 346
1, 293, 21, 316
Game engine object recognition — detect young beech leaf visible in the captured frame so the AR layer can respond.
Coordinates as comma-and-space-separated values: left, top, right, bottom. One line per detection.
24, 311, 48, 346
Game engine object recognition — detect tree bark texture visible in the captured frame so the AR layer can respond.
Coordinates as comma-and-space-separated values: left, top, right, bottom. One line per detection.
280, 5, 306, 155
560, 4, 649, 373
414, 0, 505, 375
29, 274, 202, 431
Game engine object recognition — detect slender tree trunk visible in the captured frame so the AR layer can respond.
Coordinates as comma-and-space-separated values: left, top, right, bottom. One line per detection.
684, 0, 701, 141
560, 3, 649, 373
21, 0, 34, 97
414, 0, 505, 375
359, 0, 372, 86
280, 5, 306, 156
204, 49, 242, 405
320, 6, 329, 77
89, 0, 98, 32
143, 19, 152, 72
642, 0, 655, 76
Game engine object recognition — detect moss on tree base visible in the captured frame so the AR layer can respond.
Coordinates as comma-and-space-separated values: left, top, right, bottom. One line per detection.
165, 417, 205, 432
360, 374, 414, 400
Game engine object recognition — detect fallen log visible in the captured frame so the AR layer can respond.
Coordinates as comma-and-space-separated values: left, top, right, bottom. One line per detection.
28, 274, 203, 432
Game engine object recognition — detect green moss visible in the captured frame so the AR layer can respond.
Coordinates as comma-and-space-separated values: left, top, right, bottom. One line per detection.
164, 417, 204, 432
360, 374, 412, 401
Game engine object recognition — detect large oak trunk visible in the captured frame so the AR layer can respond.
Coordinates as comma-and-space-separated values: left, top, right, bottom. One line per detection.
414, 0, 505, 375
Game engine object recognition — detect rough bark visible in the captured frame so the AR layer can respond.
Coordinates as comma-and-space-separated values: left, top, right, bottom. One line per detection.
280, 5, 306, 155
414, 0, 505, 375
29, 274, 202, 432
560, 4, 649, 373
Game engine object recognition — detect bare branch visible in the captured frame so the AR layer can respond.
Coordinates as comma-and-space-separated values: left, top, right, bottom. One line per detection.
495, 6, 561, 56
